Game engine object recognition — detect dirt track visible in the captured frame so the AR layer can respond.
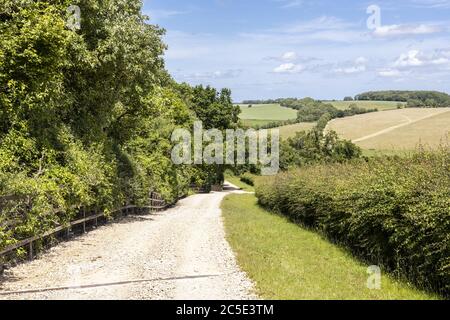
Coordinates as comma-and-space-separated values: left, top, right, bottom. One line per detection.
0, 184, 256, 300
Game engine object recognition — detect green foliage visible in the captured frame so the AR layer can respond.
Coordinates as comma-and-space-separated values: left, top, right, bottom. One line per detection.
280, 121, 362, 170
244, 118, 298, 130
240, 173, 254, 186
183, 85, 240, 130
174, 84, 241, 186
355, 91, 450, 108
222, 194, 436, 300
0, 1, 237, 252
256, 147, 450, 297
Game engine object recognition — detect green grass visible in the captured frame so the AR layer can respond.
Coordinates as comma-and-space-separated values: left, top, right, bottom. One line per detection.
224, 173, 255, 192
222, 193, 438, 300
326, 100, 404, 111
238, 104, 298, 121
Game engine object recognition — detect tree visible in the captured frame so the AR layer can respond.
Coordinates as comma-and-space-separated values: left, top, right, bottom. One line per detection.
0, 0, 240, 248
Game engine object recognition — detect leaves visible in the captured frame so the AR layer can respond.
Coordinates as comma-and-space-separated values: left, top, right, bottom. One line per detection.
256, 147, 450, 296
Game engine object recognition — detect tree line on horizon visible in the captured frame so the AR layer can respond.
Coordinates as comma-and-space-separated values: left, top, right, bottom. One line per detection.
355, 90, 450, 108
243, 90, 450, 109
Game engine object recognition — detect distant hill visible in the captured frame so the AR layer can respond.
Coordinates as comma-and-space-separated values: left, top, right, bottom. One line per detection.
355, 91, 450, 108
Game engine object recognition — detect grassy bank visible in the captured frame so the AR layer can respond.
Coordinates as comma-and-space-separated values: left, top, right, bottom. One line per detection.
222, 194, 438, 300
224, 173, 255, 192
256, 148, 449, 297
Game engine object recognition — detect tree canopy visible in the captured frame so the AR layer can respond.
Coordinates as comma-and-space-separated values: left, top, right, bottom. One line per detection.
355, 90, 450, 108
0, 0, 239, 249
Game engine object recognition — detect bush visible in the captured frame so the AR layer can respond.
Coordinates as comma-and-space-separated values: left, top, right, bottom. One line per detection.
240, 173, 254, 186
256, 147, 450, 297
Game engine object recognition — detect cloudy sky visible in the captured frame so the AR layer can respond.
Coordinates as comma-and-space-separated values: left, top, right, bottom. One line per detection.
143, 0, 450, 102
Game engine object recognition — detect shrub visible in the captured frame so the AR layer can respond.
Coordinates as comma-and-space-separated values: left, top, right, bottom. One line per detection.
240, 173, 254, 186
256, 147, 450, 297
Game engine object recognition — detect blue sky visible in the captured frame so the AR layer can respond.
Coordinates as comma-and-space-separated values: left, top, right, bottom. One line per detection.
143, 0, 450, 102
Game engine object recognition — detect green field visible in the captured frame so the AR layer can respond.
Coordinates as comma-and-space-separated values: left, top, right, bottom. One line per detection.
222, 194, 437, 300
325, 100, 404, 111
238, 104, 298, 121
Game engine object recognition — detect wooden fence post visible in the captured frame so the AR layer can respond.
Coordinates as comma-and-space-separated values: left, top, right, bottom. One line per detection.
83, 208, 86, 233
28, 241, 33, 261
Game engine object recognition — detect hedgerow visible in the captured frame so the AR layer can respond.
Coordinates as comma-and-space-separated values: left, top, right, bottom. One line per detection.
256, 147, 450, 296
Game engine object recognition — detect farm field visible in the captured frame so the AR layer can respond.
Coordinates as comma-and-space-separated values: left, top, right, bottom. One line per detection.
326, 100, 404, 111
327, 108, 450, 150
238, 104, 298, 121
222, 194, 437, 300
278, 122, 316, 139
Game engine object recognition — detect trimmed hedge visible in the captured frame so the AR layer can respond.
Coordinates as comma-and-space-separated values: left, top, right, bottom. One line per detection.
256, 148, 450, 297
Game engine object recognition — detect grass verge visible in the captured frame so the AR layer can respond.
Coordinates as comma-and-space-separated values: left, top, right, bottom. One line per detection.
224, 174, 255, 192
221, 193, 438, 300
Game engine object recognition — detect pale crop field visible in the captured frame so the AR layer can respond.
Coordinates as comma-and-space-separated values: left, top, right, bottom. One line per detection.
278, 122, 316, 139
327, 108, 450, 150
238, 104, 298, 121
357, 110, 450, 150
326, 100, 404, 111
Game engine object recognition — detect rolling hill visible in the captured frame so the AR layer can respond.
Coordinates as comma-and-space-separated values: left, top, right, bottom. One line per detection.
326, 108, 450, 150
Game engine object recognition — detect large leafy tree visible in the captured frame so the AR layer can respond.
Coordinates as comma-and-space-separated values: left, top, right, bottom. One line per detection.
0, 0, 188, 247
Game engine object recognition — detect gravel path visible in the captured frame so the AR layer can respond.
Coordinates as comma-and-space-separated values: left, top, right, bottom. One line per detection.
0, 183, 257, 300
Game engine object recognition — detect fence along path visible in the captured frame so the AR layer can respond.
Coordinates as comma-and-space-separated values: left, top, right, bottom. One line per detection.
0, 191, 172, 267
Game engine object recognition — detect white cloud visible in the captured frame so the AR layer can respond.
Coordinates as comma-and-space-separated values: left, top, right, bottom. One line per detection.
145, 9, 189, 22
378, 69, 402, 78
281, 51, 298, 61
282, 0, 303, 8
273, 63, 304, 74
333, 57, 368, 75
181, 69, 243, 80
373, 24, 441, 37
276, 0, 304, 8
334, 65, 366, 74
394, 50, 450, 68
355, 57, 368, 65
394, 50, 424, 67
280, 16, 355, 34
411, 0, 450, 8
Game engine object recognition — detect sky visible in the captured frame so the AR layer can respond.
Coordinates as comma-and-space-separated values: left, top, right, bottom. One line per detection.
142, 0, 450, 102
